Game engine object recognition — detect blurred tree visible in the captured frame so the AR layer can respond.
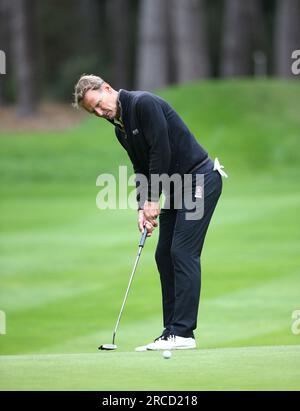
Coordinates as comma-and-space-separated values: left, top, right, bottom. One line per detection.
221, 0, 266, 77
10, 0, 39, 115
77, 0, 100, 55
275, 0, 300, 77
38, 0, 107, 101
136, 0, 169, 90
1, 0, 287, 107
261, 0, 276, 76
170, 0, 210, 83
106, 0, 131, 89
206, 0, 224, 77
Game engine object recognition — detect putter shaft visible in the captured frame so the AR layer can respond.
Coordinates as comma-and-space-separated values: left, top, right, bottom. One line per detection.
112, 249, 142, 344
99, 228, 147, 350
111, 227, 147, 345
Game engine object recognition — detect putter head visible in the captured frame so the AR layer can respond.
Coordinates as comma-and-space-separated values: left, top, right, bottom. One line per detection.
98, 344, 117, 351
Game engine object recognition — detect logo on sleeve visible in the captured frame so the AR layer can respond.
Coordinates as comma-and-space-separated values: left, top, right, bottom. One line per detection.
132, 129, 139, 135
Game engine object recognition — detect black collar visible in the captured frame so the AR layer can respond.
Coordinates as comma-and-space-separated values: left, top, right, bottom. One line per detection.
117, 89, 131, 121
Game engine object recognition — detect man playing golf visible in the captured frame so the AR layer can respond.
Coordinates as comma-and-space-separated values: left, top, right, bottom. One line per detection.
73, 74, 227, 351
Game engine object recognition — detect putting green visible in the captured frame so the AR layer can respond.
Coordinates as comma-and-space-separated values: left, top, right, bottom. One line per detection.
0, 345, 299, 390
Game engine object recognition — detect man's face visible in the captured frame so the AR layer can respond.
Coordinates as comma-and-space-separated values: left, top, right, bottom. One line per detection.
82, 85, 118, 120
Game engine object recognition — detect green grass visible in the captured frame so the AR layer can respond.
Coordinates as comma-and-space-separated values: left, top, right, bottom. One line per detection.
1, 346, 300, 391
0, 80, 300, 390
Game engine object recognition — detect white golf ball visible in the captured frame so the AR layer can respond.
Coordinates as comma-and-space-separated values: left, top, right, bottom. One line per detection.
163, 350, 172, 359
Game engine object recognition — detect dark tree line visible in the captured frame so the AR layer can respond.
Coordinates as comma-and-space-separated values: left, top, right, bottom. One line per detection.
0, 0, 299, 116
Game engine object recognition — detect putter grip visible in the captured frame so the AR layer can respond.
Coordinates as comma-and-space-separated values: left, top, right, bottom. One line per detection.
139, 226, 148, 247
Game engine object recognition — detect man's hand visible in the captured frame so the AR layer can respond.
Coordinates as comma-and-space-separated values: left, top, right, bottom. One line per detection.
138, 209, 156, 237
143, 201, 160, 227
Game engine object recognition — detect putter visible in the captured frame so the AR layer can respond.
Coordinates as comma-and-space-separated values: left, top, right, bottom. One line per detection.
99, 225, 148, 351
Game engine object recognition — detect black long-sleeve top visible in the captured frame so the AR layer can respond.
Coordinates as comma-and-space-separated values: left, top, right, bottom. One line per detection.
107, 89, 209, 209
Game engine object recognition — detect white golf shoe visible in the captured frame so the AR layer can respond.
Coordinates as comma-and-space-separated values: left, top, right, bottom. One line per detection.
146, 334, 196, 351
135, 331, 169, 351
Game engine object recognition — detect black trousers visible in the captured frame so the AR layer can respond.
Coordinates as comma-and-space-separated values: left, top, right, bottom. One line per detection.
155, 159, 223, 338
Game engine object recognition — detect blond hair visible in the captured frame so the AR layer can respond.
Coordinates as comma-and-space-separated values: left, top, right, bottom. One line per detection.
73, 74, 104, 109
